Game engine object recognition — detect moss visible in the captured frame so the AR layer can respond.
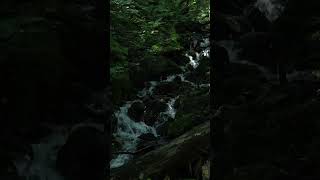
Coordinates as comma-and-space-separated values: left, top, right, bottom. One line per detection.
168, 113, 194, 138
150, 26, 183, 55
111, 62, 132, 104
141, 56, 182, 80
110, 34, 128, 61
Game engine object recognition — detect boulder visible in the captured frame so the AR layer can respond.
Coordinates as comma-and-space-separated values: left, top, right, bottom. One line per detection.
153, 81, 180, 97
168, 89, 209, 138
138, 133, 157, 141
160, 49, 190, 66
144, 98, 167, 126
140, 56, 182, 81
128, 62, 147, 88
111, 67, 133, 105
128, 101, 145, 122
185, 56, 210, 84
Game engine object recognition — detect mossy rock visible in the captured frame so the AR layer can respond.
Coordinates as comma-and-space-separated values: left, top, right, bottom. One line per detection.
128, 63, 147, 88
168, 89, 209, 137
111, 66, 133, 105
168, 113, 194, 138
167, 111, 208, 138
141, 56, 182, 81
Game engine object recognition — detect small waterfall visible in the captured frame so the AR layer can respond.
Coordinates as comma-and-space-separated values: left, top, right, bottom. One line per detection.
159, 96, 178, 121
186, 52, 200, 68
111, 102, 158, 169
137, 81, 158, 98
111, 36, 210, 169
255, 0, 285, 22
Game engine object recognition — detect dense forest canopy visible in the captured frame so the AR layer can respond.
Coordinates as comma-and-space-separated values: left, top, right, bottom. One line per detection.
110, 0, 209, 101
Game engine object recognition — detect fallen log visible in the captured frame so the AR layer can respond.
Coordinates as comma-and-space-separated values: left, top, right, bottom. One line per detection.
110, 120, 210, 179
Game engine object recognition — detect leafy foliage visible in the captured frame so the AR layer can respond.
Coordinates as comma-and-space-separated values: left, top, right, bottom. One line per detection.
110, 0, 209, 103
111, 0, 209, 62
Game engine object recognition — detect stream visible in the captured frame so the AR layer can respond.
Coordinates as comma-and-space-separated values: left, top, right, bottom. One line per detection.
110, 36, 210, 169
10, 0, 288, 179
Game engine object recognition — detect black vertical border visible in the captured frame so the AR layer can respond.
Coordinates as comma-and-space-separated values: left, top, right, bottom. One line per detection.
209, 0, 214, 179
96, 0, 111, 179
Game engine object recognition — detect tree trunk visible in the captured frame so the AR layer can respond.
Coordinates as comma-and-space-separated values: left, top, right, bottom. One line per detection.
111, 121, 210, 179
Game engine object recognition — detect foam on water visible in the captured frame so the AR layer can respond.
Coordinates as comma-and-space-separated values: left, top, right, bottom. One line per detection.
111, 36, 210, 169
160, 96, 178, 120
111, 102, 158, 169
137, 81, 158, 98
186, 53, 200, 68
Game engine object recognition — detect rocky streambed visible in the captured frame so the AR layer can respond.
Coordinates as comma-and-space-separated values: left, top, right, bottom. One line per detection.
111, 34, 211, 170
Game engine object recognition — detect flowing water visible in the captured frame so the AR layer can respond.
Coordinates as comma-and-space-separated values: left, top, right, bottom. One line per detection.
110, 36, 210, 169
12, 0, 286, 176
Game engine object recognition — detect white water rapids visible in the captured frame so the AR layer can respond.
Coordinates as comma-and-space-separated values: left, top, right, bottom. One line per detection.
12, 0, 287, 175
110, 37, 210, 169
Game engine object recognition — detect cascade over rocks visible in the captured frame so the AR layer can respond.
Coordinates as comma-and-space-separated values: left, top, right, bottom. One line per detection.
185, 57, 210, 84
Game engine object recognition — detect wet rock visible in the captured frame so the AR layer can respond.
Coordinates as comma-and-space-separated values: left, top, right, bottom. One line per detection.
160, 49, 190, 66
185, 56, 210, 84
136, 133, 161, 156
153, 82, 180, 97
168, 113, 208, 138
56, 126, 107, 180
169, 90, 209, 138
140, 56, 182, 81
111, 136, 122, 159
173, 76, 182, 84
174, 21, 205, 35
138, 133, 157, 141
129, 62, 146, 89
111, 67, 133, 105
155, 120, 171, 137
144, 99, 167, 126
128, 101, 145, 122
